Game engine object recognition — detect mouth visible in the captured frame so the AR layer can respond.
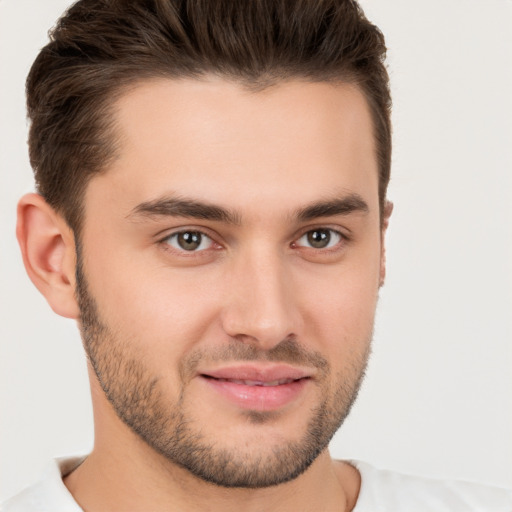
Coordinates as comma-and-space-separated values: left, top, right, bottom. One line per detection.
198, 365, 312, 411
204, 377, 302, 387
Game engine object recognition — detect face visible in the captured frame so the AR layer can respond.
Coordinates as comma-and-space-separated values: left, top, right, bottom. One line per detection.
77, 78, 384, 488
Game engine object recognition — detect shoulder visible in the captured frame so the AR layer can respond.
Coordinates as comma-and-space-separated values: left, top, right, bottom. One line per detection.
350, 460, 512, 512
1, 457, 84, 512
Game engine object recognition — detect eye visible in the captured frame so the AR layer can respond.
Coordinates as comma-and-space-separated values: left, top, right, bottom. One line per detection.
163, 230, 214, 252
295, 228, 343, 249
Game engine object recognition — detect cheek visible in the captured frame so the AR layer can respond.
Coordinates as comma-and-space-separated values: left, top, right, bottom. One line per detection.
297, 255, 381, 354
303, 282, 378, 339
82, 226, 381, 366
84, 248, 224, 355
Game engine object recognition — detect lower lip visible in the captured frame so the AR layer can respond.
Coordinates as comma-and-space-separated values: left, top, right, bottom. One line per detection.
201, 377, 309, 411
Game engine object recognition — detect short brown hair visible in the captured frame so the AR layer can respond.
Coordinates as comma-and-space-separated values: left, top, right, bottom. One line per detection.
26, 0, 391, 233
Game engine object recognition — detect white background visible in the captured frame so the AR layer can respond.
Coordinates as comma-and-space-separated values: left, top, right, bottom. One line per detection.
1, 0, 511, 502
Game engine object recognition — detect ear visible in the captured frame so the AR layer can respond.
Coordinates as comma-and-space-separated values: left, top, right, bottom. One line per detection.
379, 200, 393, 287
16, 193, 80, 319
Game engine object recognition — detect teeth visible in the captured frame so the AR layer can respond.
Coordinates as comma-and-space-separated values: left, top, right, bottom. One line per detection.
262, 379, 289, 386
216, 378, 295, 386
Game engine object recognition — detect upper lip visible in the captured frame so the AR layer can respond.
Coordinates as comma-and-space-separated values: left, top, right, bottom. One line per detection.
199, 364, 313, 383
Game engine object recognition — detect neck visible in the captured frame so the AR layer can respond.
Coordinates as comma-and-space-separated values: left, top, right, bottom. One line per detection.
65, 443, 360, 512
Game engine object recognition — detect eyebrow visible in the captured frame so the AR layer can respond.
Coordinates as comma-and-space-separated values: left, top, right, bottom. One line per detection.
128, 192, 369, 224
295, 194, 369, 222
128, 196, 242, 224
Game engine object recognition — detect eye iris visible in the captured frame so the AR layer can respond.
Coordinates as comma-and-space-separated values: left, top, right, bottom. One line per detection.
307, 229, 330, 248
177, 231, 202, 251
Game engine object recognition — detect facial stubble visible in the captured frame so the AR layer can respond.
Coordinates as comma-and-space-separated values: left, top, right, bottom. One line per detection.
75, 248, 372, 488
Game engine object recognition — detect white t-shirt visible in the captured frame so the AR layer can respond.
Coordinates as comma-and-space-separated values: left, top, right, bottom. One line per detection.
2, 457, 512, 511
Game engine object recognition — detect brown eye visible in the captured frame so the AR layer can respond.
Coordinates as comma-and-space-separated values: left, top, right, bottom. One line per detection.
296, 228, 342, 249
165, 231, 213, 252
307, 229, 331, 248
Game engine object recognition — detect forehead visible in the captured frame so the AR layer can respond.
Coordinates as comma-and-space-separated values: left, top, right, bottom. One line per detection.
86, 77, 379, 221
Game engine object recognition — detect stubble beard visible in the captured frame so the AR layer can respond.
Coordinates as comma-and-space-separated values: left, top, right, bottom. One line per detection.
75, 251, 372, 489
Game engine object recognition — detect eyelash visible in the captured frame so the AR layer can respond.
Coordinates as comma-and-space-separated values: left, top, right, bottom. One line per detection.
160, 230, 219, 254
158, 227, 348, 256
292, 228, 346, 251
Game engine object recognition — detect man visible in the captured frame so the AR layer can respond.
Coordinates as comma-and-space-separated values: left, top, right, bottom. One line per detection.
2, 0, 511, 510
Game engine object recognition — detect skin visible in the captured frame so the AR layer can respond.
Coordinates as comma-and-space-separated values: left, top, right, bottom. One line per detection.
17, 78, 391, 512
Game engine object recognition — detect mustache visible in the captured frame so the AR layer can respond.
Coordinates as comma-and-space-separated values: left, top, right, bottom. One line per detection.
180, 337, 329, 380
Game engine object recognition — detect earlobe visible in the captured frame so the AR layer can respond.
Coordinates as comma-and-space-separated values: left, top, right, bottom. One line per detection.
16, 193, 80, 319
379, 200, 394, 287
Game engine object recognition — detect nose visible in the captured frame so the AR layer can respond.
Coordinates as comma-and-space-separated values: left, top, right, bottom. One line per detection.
220, 246, 301, 350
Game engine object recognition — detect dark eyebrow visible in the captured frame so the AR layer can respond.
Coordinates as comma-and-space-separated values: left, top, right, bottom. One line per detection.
128, 196, 241, 224
295, 194, 369, 222
129, 193, 368, 225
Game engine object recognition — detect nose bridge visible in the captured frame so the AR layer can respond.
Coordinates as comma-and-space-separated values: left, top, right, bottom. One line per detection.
221, 242, 298, 348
